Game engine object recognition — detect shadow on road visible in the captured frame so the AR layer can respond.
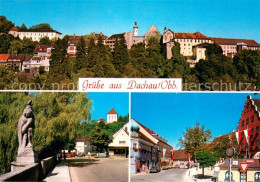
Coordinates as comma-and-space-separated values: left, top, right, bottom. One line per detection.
67, 158, 99, 167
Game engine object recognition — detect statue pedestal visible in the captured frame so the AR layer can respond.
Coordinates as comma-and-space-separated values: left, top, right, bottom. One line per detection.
11, 146, 38, 171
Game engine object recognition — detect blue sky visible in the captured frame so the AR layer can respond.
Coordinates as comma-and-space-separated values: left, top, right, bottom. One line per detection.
88, 92, 129, 121
131, 93, 260, 148
1, 0, 259, 42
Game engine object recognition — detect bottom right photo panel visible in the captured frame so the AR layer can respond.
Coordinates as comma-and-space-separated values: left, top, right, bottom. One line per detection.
130, 93, 260, 182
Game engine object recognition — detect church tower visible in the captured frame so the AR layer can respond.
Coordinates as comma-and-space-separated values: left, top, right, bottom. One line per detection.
133, 21, 138, 36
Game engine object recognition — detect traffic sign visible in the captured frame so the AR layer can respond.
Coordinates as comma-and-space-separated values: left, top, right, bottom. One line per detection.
240, 163, 249, 173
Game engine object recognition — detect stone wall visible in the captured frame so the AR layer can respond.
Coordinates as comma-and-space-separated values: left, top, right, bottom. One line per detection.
0, 156, 56, 181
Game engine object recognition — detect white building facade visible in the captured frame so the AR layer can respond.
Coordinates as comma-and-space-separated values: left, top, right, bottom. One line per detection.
108, 122, 129, 157
107, 108, 118, 124
8, 27, 62, 41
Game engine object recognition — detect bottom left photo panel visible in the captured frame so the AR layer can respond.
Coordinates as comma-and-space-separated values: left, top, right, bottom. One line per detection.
0, 92, 129, 182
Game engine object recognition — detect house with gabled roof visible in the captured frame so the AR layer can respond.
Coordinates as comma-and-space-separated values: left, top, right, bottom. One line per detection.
130, 119, 173, 174
108, 122, 129, 157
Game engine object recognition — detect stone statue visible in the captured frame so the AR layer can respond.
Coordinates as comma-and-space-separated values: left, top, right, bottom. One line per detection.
17, 100, 34, 155
11, 100, 37, 171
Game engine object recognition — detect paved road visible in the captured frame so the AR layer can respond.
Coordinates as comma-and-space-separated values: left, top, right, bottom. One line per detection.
69, 157, 128, 182
131, 168, 188, 182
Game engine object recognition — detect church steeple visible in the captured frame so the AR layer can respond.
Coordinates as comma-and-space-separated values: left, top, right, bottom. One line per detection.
133, 21, 138, 36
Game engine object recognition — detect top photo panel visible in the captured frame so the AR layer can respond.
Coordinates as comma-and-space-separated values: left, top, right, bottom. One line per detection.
0, 0, 259, 91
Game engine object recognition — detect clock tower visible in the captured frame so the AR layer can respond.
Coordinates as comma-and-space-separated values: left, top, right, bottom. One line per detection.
133, 21, 138, 36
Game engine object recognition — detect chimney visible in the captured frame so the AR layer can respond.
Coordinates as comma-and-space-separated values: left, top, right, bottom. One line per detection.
164, 27, 167, 33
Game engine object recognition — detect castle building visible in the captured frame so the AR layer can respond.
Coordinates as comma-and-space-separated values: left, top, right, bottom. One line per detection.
8, 27, 62, 42
163, 28, 212, 61
211, 37, 260, 58
107, 108, 118, 123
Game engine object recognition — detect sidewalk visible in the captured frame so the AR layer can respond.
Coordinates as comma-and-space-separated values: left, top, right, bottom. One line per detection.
44, 165, 71, 182
185, 167, 214, 182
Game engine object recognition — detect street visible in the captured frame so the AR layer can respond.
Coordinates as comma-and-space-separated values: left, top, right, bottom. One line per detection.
69, 157, 128, 182
131, 168, 188, 182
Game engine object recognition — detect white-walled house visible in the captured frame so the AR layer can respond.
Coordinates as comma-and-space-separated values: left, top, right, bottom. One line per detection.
108, 122, 129, 157
75, 136, 92, 155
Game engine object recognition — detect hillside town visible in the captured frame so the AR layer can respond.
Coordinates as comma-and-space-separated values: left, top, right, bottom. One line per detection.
0, 17, 260, 78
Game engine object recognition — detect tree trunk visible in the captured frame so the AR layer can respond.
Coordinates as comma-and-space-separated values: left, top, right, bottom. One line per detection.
202, 167, 204, 178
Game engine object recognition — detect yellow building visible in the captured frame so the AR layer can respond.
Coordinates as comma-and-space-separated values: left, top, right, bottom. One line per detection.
218, 159, 260, 182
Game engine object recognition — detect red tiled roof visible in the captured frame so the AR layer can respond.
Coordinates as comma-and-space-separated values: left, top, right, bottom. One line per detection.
211, 37, 260, 47
252, 99, 260, 112
173, 149, 188, 160
34, 45, 52, 53
175, 32, 210, 39
97, 118, 105, 121
10, 27, 19, 31
0, 54, 10, 62
212, 133, 231, 143
108, 108, 117, 115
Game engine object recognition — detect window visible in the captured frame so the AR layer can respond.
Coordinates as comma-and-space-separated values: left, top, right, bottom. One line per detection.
242, 120, 244, 126
251, 116, 254, 122
251, 128, 254, 135
246, 118, 249, 125
256, 126, 259, 133
119, 141, 126, 144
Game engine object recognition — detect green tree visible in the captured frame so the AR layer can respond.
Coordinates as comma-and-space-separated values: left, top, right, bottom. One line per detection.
179, 123, 211, 161
205, 43, 223, 57
195, 150, 217, 178
75, 37, 87, 72
0, 16, 14, 33
49, 36, 71, 80
39, 37, 52, 45
233, 50, 260, 88
112, 36, 129, 73
29, 23, 52, 30
21, 38, 36, 54
8, 39, 23, 54
90, 126, 111, 153
0, 34, 15, 53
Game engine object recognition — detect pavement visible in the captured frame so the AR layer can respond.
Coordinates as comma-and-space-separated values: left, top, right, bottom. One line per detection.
131, 168, 187, 182
69, 157, 128, 182
185, 167, 215, 182
44, 165, 71, 182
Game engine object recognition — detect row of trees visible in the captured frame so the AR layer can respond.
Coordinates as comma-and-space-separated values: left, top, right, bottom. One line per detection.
0, 92, 91, 175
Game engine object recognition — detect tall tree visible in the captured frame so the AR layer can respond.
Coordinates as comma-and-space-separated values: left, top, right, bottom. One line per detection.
179, 123, 211, 161
112, 36, 129, 73
75, 37, 87, 72
49, 37, 71, 80
90, 126, 111, 153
